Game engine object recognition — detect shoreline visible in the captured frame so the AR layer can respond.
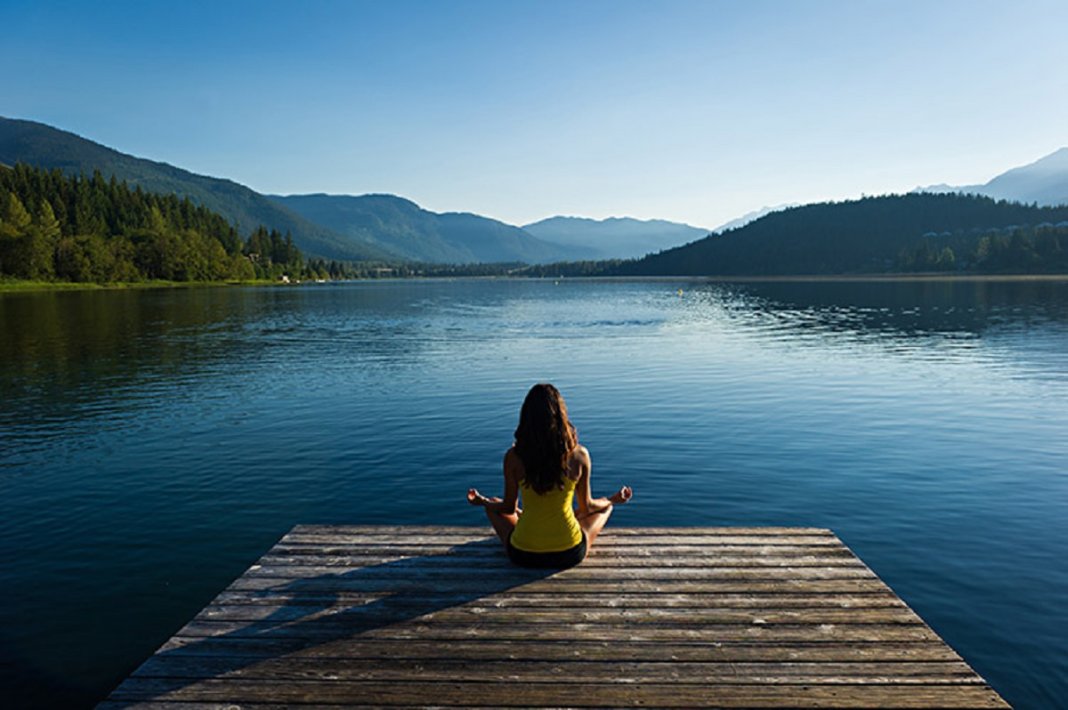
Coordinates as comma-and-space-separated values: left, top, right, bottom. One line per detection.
3, 272, 1068, 294
591, 273, 1068, 284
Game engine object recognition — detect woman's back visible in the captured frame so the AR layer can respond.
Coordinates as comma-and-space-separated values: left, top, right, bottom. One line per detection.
510, 471, 582, 553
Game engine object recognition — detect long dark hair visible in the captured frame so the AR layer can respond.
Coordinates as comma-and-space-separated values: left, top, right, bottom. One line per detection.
514, 383, 578, 494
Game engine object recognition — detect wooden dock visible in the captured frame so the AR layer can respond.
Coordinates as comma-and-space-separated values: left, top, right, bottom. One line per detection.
101, 526, 1008, 708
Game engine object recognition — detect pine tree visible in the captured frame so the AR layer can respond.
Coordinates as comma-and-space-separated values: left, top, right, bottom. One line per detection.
0, 193, 33, 277
27, 200, 62, 279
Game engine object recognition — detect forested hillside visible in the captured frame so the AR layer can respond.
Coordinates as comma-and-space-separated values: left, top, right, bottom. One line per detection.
0, 163, 305, 283
0, 117, 390, 261
621, 193, 1068, 276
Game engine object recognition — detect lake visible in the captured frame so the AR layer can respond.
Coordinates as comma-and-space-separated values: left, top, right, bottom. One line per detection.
2, 277, 1066, 708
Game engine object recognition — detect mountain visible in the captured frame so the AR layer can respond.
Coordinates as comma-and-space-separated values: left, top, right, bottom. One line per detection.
916, 148, 1068, 206
620, 192, 1068, 276
0, 117, 598, 265
0, 116, 390, 261
271, 193, 587, 264
711, 203, 799, 233
978, 148, 1068, 205
521, 216, 708, 259
913, 182, 970, 195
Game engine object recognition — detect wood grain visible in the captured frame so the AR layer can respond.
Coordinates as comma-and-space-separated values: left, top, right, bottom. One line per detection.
100, 526, 1008, 708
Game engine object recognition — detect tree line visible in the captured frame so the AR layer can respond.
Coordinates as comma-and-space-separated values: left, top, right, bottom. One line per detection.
896, 223, 1068, 273
0, 163, 312, 283
619, 193, 1068, 277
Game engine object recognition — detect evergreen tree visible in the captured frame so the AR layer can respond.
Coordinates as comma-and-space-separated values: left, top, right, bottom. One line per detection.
0, 193, 33, 277
27, 200, 62, 279
0, 163, 304, 284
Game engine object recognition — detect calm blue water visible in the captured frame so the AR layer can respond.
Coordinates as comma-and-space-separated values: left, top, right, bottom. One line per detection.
2, 278, 1066, 708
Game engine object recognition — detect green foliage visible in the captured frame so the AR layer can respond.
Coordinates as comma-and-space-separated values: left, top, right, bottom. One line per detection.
0, 163, 313, 284
0, 193, 33, 276
892, 224, 1068, 274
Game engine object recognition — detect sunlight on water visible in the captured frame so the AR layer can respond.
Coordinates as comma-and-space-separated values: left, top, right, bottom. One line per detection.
2, 278, 1067, 707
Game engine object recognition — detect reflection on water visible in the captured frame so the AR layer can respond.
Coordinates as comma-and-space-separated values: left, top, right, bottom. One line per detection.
684, 278, 1068, 359
2, 278, 1067, 708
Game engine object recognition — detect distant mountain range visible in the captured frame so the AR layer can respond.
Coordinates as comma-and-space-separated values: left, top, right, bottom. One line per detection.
271, 193, 590, 264
5, 116, 1067, 268
916, 147, 1068, 206
521, 216, 708, 259
0, 116, 703, 264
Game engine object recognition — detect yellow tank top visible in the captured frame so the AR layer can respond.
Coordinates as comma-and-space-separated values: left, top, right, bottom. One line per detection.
510, 475, 583, 553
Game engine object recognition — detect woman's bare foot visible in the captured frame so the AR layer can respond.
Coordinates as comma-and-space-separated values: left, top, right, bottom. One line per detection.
609, 486, 633, 504
467, 489, 504, 506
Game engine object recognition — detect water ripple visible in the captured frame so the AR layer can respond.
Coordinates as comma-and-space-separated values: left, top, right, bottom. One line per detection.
2, 278, 1067, 708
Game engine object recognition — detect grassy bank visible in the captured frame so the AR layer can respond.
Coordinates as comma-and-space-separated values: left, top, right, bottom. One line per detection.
0, 278, 281, 293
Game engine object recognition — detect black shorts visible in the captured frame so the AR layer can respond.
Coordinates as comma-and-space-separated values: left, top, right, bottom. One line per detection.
507, 532, 587, 569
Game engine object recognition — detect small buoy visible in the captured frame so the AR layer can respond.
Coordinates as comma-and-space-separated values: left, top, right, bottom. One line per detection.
677, 288, 684, 297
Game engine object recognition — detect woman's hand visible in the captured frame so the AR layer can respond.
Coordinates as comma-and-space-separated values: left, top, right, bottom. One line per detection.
468, 489, 503, 506
609, 486, 633, 504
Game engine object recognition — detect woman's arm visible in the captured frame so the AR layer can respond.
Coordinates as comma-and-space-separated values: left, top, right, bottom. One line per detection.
467, 449, 521, 515
574, 446, 608, 514
574, 445, 632, 515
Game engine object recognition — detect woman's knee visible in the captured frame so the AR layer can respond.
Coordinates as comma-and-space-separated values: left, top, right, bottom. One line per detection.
579, 503, 612, 523
581, 507, 612, 539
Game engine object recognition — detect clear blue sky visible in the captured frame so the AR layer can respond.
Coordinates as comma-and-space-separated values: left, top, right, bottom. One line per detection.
3, 0, 1067, 228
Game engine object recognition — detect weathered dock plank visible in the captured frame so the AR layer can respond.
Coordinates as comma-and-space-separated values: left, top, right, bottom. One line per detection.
101, 526, 1008, 708
153, 637, 970, 663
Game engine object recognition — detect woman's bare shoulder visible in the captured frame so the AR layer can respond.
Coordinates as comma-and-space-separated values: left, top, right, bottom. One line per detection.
568, 446, 593, 478
504, 446, 523, 469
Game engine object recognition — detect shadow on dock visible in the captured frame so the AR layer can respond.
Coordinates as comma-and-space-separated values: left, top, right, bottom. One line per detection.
106, 536, 552, 707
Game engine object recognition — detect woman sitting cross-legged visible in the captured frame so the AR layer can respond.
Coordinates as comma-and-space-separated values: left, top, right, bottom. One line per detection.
467, 383, 632, 568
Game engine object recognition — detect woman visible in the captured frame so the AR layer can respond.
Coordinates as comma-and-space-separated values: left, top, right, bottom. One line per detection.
467, 383, 632, 568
